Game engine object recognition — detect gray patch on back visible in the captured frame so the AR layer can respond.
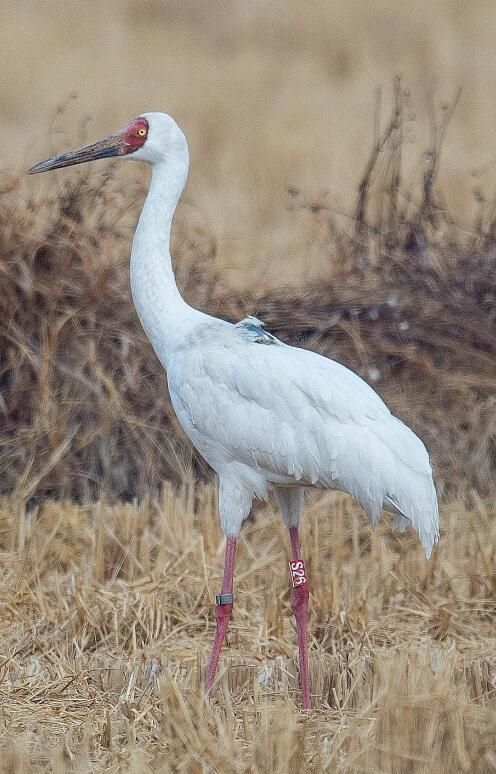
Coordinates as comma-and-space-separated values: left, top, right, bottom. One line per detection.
235, 316, 280, 345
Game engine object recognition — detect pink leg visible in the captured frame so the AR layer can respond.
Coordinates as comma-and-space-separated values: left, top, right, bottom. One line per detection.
205, 536, 237, 693
289, 526, 310, 709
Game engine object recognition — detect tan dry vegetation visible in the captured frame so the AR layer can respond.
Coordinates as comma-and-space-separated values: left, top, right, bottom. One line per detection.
1, 485, 495, 772
0, 163, 494, 503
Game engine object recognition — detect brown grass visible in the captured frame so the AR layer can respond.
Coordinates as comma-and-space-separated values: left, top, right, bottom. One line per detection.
1, 485, 495, 771
0, 154, 495, 502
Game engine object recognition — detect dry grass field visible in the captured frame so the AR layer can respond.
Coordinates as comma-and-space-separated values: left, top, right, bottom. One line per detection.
1, 487, 496, 772
1, 1, 496, 771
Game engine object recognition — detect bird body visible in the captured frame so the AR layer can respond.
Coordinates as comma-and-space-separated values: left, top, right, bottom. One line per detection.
29, 111, 439, 709
167, 319, 438, 551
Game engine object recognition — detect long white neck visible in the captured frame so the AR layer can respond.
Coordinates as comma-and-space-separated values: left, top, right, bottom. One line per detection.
130, 155, 202, 367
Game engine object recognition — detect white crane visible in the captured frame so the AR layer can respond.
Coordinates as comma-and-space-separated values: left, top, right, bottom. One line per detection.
29, 112, 439, 709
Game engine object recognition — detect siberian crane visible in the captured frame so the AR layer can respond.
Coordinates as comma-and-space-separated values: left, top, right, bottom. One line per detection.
29, 112, 439, 709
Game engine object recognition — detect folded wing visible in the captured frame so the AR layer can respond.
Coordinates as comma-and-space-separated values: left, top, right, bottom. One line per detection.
169, 328, 439, 557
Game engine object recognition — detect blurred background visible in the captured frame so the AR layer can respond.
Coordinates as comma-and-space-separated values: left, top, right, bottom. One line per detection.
0, 1, 495, 502
2, 0, 496, 284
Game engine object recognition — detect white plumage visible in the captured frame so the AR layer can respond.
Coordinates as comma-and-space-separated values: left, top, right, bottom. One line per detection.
29, 111, 440, 706
168, 315, 439, 556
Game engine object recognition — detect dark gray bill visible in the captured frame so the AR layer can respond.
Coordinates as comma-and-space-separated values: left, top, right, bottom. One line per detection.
28, 134, 123, 174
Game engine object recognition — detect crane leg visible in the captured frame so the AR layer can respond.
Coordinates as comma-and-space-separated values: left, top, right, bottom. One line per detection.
205, 536, 237, 693
288, 525, 311, 710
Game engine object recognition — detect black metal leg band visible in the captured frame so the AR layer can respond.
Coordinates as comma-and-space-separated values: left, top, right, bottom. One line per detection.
215, 593, 234, 605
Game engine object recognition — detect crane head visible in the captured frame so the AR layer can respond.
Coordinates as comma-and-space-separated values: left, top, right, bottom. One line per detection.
27, 113, 187, 175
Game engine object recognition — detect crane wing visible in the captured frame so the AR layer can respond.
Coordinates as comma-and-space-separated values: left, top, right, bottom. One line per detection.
168, 323, 439, 556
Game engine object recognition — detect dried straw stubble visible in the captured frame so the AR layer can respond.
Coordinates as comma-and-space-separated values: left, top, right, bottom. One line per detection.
0, 485, 495, 771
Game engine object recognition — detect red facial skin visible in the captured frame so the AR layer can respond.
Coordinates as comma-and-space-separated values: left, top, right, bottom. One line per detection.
121, 117, 149, 155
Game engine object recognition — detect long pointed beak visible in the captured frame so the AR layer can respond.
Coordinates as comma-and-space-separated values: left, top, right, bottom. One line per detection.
28, 134, 124, 174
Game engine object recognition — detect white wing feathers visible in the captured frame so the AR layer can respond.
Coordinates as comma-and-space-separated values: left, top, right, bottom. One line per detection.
169, 326, 439, 557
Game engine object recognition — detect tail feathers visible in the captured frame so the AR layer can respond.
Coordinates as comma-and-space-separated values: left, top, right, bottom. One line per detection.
344, 462, 439, 558
368, 420, 440, 558
385, 484, 439, 559
391, 513, 409, 533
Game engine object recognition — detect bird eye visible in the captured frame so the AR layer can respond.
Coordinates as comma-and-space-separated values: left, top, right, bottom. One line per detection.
137, 128, 147, 137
